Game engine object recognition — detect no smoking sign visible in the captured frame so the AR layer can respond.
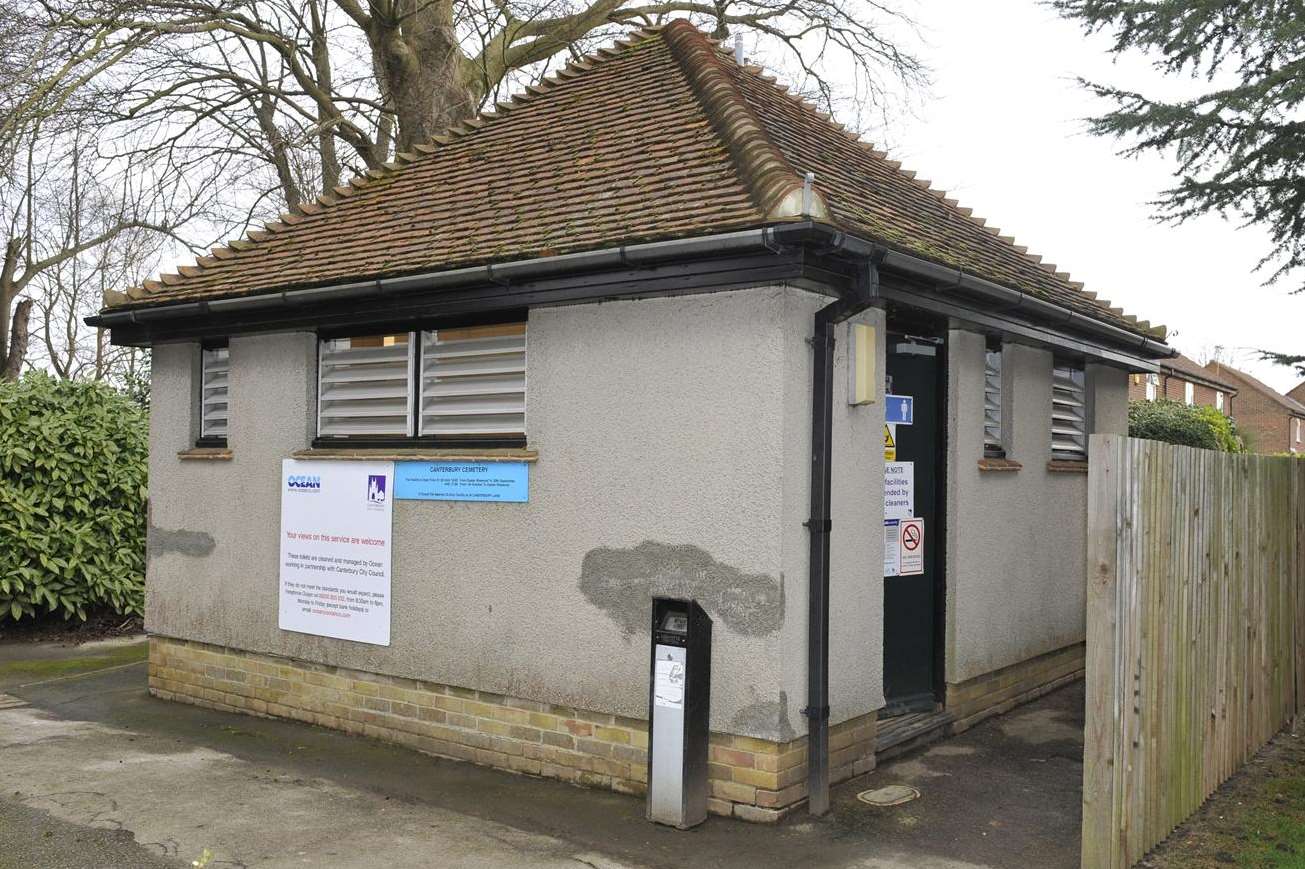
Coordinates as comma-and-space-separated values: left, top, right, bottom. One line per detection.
898, 517, 924, 575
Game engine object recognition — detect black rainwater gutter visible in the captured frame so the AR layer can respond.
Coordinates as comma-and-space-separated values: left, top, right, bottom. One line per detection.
85, 222, 1175, 362
804, 249, 881, 817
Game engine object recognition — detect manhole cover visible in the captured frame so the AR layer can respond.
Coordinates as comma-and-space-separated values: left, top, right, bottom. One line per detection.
856, 784, 920, 807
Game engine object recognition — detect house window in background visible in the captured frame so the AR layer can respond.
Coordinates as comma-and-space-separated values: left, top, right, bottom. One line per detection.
1145, 372, 1158, 400
1184, 381, 1195, 405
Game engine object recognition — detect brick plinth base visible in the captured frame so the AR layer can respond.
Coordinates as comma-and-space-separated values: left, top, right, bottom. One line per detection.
945, 642, 1085, 734
148, 636, 876, 822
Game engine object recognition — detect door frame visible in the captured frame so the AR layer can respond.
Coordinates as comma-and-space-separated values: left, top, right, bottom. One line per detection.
882, 315, 949, 711
929, 335, 949, 704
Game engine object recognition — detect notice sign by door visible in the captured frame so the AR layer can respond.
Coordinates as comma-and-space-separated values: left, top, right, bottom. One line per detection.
883, 517, 925, 578
279, 459, 393, 646
898, 517, 924, 575
884, 519, 901, 577
884, 461, 914, 519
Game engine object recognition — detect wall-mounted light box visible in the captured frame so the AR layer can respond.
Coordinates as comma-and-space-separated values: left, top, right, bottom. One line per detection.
848, 323, 876, 406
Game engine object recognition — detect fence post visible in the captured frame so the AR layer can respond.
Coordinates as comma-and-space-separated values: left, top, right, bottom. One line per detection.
1296, 460, 1305, 724
1083, 433, 1122, 869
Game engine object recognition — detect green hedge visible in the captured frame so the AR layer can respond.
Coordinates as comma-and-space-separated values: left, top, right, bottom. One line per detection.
0, 373, 148, 621
1128, 399, 1246, 453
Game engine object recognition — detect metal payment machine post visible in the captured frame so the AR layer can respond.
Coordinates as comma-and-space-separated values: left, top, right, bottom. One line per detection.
647, 598, 711, 828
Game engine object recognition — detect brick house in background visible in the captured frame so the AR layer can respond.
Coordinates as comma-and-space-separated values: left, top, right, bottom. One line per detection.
1204, 362, 1305, 454
1128, 354, 1238, 415
1290, 380, 1305, 407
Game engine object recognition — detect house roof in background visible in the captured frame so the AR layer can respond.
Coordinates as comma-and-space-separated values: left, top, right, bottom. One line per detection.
1163, 354, 1238, 393
105, 22, 1163, 341
1288, 381, 1305, 405
1205, 362, 1305, 417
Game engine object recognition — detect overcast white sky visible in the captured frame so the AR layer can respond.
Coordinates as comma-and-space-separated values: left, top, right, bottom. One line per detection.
874, 0, 1302, 392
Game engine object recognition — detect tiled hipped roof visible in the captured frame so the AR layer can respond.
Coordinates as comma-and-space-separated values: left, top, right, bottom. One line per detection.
106, 22, 1162, 340
1205, 363, 1305, 417
1164, 354, 1238, 392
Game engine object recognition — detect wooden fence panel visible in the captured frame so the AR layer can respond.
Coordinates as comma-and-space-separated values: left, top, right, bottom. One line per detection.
1083, 435, 1304, 869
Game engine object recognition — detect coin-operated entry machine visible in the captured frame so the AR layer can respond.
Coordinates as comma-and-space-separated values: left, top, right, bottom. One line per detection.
647, 597, 711, 829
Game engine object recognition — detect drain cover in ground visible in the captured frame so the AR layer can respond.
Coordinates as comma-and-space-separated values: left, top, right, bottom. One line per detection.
856, 784, 920, 806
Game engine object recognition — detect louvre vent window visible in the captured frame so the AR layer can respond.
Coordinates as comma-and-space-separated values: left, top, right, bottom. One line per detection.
317, 333, 414, 437
419, 323, 526, 437
1051, 363, 1088, 460
199, 346, 230, 441
983, 347, 1003, 456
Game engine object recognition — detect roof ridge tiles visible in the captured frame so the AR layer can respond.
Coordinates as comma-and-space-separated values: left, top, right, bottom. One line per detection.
742, 58, 1099, 317
659, 20, 826, 221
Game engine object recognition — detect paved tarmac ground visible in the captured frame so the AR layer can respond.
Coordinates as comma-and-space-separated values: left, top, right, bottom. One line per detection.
0, 641, 1085, 868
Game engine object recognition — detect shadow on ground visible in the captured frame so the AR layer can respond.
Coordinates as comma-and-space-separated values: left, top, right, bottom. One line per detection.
1, 648, 1086, 869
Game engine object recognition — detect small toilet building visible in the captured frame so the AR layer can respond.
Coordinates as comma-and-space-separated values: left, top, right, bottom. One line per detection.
91, 21, 1173, 822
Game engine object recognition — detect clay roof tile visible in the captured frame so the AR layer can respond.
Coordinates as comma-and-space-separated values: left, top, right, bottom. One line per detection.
104, 20, 1159, 341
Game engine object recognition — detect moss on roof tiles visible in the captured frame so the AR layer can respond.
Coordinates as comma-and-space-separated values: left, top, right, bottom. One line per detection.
110, 20, 1159, 340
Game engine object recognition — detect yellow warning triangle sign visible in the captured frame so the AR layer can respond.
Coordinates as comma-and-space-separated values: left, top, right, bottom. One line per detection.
884, 423, 896, 460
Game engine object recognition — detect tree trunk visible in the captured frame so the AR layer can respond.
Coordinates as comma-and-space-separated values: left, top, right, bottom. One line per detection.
309, 0, 341, 192
370, 3, 479, 154
255, 93, 302, 210
3, 297, 32, 381
0, 237, 23, 369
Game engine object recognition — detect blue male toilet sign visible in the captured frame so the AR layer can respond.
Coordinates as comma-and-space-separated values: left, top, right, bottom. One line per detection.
885, 394, 914, 425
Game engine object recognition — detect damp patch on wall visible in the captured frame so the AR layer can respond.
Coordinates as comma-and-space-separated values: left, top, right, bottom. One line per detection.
578, 541, 783, 637
730, 690, 797, 741
148, 526, 216, 559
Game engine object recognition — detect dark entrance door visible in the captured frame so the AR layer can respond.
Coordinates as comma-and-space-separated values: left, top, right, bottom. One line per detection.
882, 329, 945, 714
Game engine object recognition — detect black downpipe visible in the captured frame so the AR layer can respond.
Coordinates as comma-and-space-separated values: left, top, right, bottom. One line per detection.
805, 256, 880, 816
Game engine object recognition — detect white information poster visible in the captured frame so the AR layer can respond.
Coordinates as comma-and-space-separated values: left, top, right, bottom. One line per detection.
884, 461, 914, 520
279, 459, 393, 646
654, 649, 686, 709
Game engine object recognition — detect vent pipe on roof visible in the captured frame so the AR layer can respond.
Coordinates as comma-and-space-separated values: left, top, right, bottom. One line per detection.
802, 172, 816, 217
734, 33, 745, 65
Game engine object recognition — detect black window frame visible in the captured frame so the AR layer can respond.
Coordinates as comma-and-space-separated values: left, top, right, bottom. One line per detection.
195, 338, 230, 449
982, 336, 1005, 459
311, 311, 528, 451
1050, 357, 1089, 462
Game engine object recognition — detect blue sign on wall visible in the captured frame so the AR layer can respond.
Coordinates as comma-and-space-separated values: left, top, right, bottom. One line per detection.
394, 461, 529, 502
884, 394, 914, 425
